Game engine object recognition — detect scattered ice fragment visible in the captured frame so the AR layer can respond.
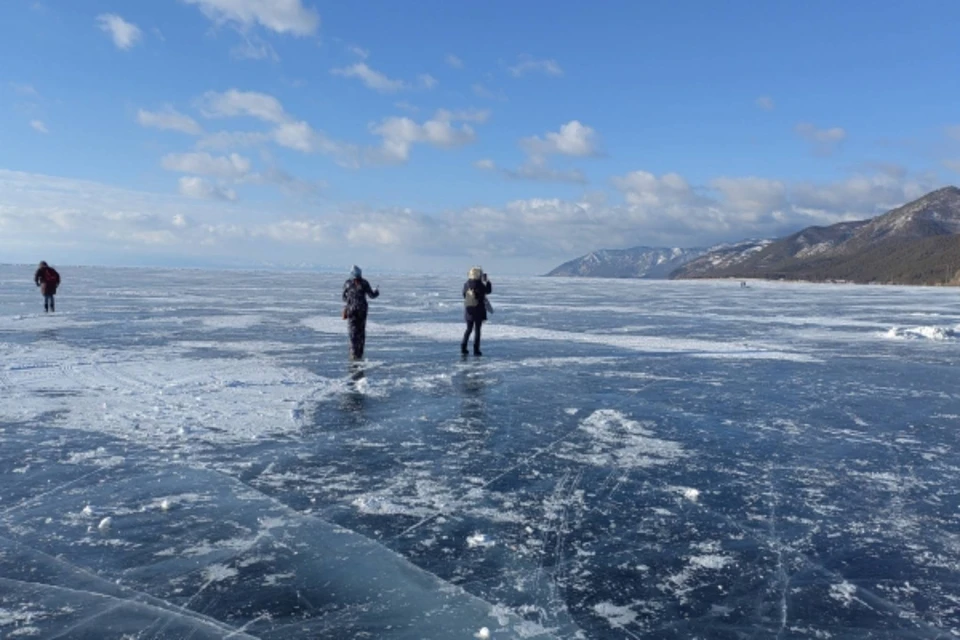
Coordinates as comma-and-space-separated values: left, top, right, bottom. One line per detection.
474, 627, 491, 639
160, 499, 171, 511
683, 488, 700, 502
466, 533, 495, 548
98, 516, 112, 531
82, 504, 94, 517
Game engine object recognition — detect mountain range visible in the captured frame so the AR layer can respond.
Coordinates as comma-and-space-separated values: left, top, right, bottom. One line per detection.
547, 186, 960, 286
545, 247, 706, 278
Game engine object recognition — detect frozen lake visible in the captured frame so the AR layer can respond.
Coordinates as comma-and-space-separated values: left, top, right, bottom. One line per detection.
1, 265, 959, 639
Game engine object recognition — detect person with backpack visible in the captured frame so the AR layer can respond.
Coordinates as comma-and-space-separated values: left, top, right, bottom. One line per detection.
342, 265, 379, 360
34, 261, 61, 313
461, 266, 492, 356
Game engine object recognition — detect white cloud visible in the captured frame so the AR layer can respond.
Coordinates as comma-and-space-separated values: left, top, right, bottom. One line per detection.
709, 177, 787, 215
162, 152, 252, 179
508, 55, 563, 78
230, 35, 279, 61
370, 111, 478, 163
445, 54, 463, 69
182, 0, 320, 36
137, 107, 203, 135
505, 158, 587, 185
795, 122, 847, 156
192, 89, 359, 166
521, 121, 600, 157
96, 14, 142, 50
755, 96, 775, 111
30, 120, 49, 134
178, 176, 237, 201
199, 89, 287, 123
612, 171, 701, 207
196, 130, 271, 150
474, 155, 586, 184
331, 62, 408, 93
348, 45, 369, 59
0, 168, 939, 272
418, 74, 438, 90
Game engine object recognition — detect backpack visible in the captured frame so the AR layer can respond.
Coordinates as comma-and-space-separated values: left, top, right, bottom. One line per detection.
343, 280, 367, 315
464, 281, 480, 308
44, 269, 59, 285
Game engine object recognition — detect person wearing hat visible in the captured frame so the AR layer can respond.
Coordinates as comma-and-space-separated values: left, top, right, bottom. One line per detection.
461, 266, 492, 356
342, 265, 379, 360
34, 261, 61, 313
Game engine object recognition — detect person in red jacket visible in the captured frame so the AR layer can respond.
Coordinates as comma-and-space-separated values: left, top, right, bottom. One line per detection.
34, 261, 61, 313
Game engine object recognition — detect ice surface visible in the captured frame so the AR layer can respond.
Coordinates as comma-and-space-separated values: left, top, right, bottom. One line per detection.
1, 266, 960, 638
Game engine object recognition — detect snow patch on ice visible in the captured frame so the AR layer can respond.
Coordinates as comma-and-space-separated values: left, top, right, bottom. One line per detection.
592, 601, 637, 628
302, 317, 816, 362
555, 409, 685, 469
466, 532, 495, 548
200, 314, 264, 330
883, 325, 959, 341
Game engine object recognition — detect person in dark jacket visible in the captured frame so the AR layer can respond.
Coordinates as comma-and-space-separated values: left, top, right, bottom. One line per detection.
342, 265, 379, 360
34, 261, 61, 313
461, 266, 492, 356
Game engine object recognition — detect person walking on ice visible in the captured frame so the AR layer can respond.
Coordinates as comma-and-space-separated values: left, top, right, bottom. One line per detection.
34, 261, 61, 313
342, 265, 379, 360
461, 266, 492, 356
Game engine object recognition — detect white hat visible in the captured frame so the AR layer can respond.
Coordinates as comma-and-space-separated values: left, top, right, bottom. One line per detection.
468, 266, 483, 280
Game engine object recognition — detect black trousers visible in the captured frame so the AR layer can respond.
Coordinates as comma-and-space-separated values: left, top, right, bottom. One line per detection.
462, 320, 482, 351
348, 313, 367, 359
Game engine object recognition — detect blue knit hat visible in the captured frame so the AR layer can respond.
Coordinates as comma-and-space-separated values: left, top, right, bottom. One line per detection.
350, 265, 362, 278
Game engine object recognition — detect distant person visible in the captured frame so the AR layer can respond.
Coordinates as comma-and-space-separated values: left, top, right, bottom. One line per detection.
34, 261, 61, 313
461, 266, 492, 356
342, 265, 379, 360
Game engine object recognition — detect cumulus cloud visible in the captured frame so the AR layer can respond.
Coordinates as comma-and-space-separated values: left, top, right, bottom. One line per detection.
137, 107, 203, 135
508, 55, 563, 77
0, 168, 940, 271
445, 54, 463, 69
331, 62, 408, 93
178, 176, 237, 201
521, 121, 600, 157
194, 89, 476, 167
30, 120, 48, 134
97, 14, 142, 50
182, 0, 320, 36
490, 120, 599, 184
755, 96, 775, 111
162, 152, 252, 179
795, 122, 847, 156
369, 110, 481, 163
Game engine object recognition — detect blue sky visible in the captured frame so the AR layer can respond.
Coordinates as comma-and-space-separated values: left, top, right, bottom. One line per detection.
2, 0, 959, 274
